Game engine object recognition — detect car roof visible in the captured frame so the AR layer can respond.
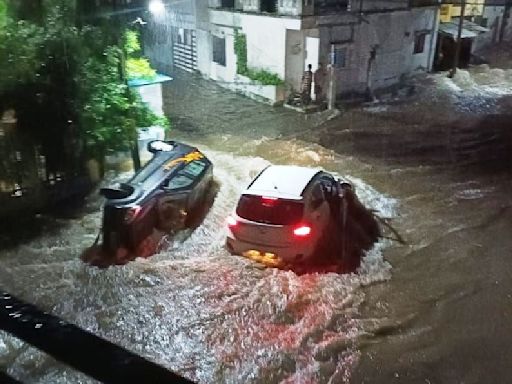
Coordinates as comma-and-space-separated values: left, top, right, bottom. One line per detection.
244, 165, 321, 200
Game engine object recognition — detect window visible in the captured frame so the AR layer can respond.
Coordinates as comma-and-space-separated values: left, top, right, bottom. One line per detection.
261, 0, 277, 13
220, 0, 235, 8
414, 32, 427, 54
182, 160, 206, 178
165, 174, 194, 190
332, 46, 348, 68
212, 35, 226, 66
236, 195, 304, 225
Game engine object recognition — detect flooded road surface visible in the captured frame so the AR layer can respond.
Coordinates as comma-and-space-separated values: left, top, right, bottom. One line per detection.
1, 70, 512, 383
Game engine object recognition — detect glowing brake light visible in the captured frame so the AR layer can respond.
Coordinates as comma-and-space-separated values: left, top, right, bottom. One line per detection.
261, 196, 278, 206
124, 205, 141, 223
227, 215, 238, 227
293, 225, 311, 237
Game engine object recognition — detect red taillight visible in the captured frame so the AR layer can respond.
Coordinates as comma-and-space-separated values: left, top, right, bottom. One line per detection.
227, 215, 238, 227
261, 196, 278, 206
293, 225, 311, 237
124, 205, 141, 223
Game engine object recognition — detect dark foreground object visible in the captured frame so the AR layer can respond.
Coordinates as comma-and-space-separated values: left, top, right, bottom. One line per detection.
0, 291, 193, 384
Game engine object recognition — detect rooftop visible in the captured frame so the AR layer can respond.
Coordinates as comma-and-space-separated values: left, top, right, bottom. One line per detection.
244, 165, 321, 200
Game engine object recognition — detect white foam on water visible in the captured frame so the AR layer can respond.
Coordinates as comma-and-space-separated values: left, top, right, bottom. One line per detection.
0, 145, 398, 383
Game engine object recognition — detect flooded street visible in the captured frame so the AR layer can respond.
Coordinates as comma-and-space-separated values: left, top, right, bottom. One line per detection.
1, 71, 512, 383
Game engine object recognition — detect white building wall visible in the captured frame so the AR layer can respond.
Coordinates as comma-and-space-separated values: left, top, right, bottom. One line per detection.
209, 26, 238, 83
204, 10, 301, 81
241, 14, 301, 78
196, 29, 212, 75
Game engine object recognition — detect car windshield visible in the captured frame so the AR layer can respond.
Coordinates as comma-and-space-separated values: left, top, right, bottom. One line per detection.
236, 195, 304, 225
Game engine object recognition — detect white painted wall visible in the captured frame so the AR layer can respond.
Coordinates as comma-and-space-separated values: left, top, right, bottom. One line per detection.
241, 13, 301, 79
285, 29, 306, 92
203, 10, 301, 82
196, 29, 211, 75
209, 26, 238, 83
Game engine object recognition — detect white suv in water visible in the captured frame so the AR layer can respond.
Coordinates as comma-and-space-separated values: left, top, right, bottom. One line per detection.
225, 165, 338, 265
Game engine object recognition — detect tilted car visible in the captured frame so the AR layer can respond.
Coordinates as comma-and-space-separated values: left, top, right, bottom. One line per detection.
225, 165, 337, 265
99, 140, 213, 256
225, 164, 380, 270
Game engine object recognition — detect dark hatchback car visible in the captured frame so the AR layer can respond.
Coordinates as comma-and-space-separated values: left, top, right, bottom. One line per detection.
99, 140, 213, 255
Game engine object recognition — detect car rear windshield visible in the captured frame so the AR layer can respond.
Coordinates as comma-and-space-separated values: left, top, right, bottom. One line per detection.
236, 195, 304, 225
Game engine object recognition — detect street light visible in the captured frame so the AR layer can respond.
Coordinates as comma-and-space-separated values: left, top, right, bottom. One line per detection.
149, 0, 165, 15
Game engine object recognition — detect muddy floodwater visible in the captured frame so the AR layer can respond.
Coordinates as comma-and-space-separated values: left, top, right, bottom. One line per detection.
1, 71, 511, 383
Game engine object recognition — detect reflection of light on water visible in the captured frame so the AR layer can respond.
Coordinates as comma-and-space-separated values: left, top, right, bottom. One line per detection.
0, 144, 397, 383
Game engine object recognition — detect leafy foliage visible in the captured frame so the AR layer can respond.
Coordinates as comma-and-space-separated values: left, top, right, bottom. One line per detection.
234, 29, 248, 76
244, 68, 284, 86
124, 29, 141, 55
0, 1, 169, 169
0, 19, 44, 92
124, 28, 157, 80
126, 57, 157, 80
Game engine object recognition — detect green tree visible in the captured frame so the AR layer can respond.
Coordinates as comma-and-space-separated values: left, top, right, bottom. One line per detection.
0, 0, 168, 176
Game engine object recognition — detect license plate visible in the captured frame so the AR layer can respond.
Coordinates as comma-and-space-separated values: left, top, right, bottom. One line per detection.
242, 250, 283, 268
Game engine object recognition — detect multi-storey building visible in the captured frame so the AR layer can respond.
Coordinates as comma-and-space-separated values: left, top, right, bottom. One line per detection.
142, 1, 440, 104
201, 0, 440, 103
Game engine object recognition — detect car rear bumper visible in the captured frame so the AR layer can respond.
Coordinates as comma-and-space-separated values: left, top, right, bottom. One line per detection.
225, 234, 314, 264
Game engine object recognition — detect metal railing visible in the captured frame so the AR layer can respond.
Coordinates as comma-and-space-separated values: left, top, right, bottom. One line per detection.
0, 291, 194, 384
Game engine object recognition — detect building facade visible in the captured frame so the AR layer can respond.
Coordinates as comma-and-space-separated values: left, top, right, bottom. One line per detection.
145, 0, 440, 104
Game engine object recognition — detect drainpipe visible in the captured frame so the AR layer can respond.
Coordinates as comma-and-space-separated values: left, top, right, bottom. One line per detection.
427, 3, 440, 72
328, 44, 337, 110
366, 45, 377, 101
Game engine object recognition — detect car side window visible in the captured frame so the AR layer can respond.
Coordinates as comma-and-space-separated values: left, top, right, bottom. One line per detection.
183, 160, 206, 178
165, 173, 194, 190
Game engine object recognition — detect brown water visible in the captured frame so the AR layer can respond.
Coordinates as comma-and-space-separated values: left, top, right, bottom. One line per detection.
0, 72, 511, 383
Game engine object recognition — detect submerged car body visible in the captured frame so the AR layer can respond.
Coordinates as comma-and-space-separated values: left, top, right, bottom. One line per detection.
225, 165, 380, 271
225, 165, 336, 265
100, 140, 213, 256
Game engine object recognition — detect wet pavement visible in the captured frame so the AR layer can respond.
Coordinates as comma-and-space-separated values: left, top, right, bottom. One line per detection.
1, 68, 512, 383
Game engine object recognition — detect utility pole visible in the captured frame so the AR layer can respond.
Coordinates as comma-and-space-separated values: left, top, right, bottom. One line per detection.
449, 0, 466, 78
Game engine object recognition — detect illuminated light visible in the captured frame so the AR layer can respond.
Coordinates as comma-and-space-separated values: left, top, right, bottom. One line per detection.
227, 215, 238, 227
243, 250, 283, 268
293, 225, 311, 237
149, 0, 165, 15
261, 196, 278, 206
124, 205, 141, 223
